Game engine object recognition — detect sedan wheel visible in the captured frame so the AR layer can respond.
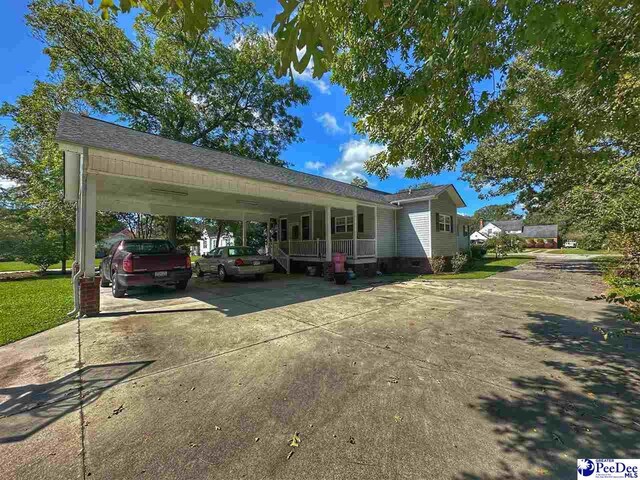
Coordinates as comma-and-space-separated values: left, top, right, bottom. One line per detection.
218, 266, 228, 282
111, 272, 126, 298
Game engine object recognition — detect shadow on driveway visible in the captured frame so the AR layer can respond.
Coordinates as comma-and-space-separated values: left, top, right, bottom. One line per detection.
0, 361, 153, 443
457, 308, 640, 479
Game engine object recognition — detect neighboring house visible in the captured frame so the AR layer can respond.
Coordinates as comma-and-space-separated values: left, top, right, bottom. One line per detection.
57, 112, 472, 282
471, 220, 559, 248
96, 228, 134, 256
191, 229, 234, 256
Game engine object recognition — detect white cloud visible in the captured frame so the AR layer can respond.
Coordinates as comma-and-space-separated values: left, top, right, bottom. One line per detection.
304, 161, 326, 171
315, 113, 345, 135
0, 177, 17, 189
292, 53, 331, 94
324, 139, 385, 182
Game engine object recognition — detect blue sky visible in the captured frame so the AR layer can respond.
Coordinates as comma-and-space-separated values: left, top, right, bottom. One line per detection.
0, 0, 517, 215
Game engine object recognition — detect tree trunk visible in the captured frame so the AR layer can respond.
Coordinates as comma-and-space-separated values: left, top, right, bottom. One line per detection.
61, 227, 67, 274
216, 221, 224, 248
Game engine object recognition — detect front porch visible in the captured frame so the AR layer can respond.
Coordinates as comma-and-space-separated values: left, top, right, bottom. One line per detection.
273, 239, 376, 260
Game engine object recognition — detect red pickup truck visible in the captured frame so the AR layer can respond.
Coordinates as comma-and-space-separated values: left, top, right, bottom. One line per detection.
100, 239, 192, 298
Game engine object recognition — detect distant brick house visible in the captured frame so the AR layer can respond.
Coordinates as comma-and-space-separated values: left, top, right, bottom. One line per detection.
471, 220, 559, 248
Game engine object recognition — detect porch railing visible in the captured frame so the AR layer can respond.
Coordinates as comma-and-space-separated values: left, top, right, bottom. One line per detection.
272, 239, 375, 259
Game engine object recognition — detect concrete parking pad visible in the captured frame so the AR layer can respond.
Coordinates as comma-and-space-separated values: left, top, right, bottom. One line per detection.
1, 256, 639, 479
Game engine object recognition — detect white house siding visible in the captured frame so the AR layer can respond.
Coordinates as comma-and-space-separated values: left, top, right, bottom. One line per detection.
376, 207, 396, 257
397, 201, 431, 257
280, 206, 375, 241
430, 194, 459, 257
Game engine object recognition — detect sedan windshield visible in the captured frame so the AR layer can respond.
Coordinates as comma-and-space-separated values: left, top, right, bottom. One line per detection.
227, 247, 259, 257
122, 240, 174, 254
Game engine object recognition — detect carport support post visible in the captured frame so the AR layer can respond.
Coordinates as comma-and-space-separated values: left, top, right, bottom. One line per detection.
79, 172, 100, 317
325, 206, 332, 279
242, 212, 247, 246
353, 205, 358, 260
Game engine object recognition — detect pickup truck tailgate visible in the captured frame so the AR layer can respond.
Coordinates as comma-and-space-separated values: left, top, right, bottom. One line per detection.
132, 254, 187, 272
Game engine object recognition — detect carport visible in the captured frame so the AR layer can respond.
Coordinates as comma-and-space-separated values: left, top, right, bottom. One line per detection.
57, 113, 397, 316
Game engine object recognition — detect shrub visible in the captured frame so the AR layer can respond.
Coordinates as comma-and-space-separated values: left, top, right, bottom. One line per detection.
451, 252, 468, 273
470, 245, 486, 259
18, 235, 66, 272
430, 256, 446, 274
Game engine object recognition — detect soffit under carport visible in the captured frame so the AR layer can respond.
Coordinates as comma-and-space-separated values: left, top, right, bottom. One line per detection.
95, 174, 331, 221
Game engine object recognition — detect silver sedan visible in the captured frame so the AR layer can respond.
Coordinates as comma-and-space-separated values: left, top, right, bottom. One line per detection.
193, 246, 274, 281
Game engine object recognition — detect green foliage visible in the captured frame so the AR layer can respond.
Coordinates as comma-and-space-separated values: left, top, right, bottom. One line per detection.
451, 252, 468, 274
28, 0, 309, 164
470, 245, 486, 260
430, 256, 446, 274
397, 182, 434, 193
350, 176, 368, 188
486, 233, 524, 259
88, 0, 242, 34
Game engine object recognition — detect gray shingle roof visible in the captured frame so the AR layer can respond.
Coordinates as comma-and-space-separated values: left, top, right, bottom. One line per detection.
521, 224, 558, 238
383, 185, 450, 202
491, 220, 524, 232
56, 112, 395, 205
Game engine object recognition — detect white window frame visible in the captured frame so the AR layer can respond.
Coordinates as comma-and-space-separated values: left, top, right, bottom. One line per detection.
334, 215, 354, 233
439, 214, 452, 233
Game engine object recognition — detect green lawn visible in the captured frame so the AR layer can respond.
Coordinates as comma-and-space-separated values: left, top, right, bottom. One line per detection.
0, 276, 74, 346
0, 258, 102, 272
421, 255, 533, 280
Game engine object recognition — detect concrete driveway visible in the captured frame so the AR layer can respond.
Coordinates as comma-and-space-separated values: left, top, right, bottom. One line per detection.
1, 256, 639, 479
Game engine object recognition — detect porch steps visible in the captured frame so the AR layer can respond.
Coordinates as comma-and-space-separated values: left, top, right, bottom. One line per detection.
272, 248, 290, 274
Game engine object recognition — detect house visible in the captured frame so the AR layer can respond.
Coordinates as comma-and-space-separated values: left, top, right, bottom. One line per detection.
471, 220, 559, 248
57, 113, 471, 313
191, 229, 234, 256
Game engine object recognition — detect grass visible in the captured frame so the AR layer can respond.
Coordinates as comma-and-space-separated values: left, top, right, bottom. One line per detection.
0, 258, 102, 273
383, 255, 534, 281
420, 255, 533, 280
0, 276, 74, 346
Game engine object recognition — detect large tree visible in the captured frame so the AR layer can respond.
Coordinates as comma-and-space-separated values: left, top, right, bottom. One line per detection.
28, 0, 309, 164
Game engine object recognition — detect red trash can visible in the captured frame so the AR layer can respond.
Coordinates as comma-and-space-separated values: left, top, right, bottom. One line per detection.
332, 252, 346, 273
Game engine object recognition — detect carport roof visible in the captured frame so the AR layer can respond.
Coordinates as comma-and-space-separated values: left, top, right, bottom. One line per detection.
56, 112, 396, 205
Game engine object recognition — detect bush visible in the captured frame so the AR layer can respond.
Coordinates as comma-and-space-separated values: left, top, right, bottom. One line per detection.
470, 245, 486, 259
18, 235, 66, 272
451, 252, 468, 273
486, 233, 525, 258
430, 256, 446, 274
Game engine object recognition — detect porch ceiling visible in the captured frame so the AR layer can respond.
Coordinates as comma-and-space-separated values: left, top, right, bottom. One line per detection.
96, 175, 327, 222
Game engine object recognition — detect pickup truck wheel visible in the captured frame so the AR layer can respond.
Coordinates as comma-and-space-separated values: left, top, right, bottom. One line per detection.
194, 263, 204, 277
111, 273, 126, 298
218, 266, 229, 282
176, 280, 188, 291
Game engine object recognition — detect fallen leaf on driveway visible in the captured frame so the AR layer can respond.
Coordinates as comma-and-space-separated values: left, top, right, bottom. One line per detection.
287, 451, 294, 460
289, 432, 301, 447
394, 415, 403, 423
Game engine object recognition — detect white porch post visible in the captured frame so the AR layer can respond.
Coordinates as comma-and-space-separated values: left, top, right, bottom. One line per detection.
374, 206, 378, 257
83, 174, 97, 277
242, 212, 247, 246
325, 206, 332, 262
353, 205, 358, 260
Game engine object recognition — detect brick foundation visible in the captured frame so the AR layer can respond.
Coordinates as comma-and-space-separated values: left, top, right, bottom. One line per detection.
347, 261, 377, 278
79, 276, 101, 317
377, 257, 434, 275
